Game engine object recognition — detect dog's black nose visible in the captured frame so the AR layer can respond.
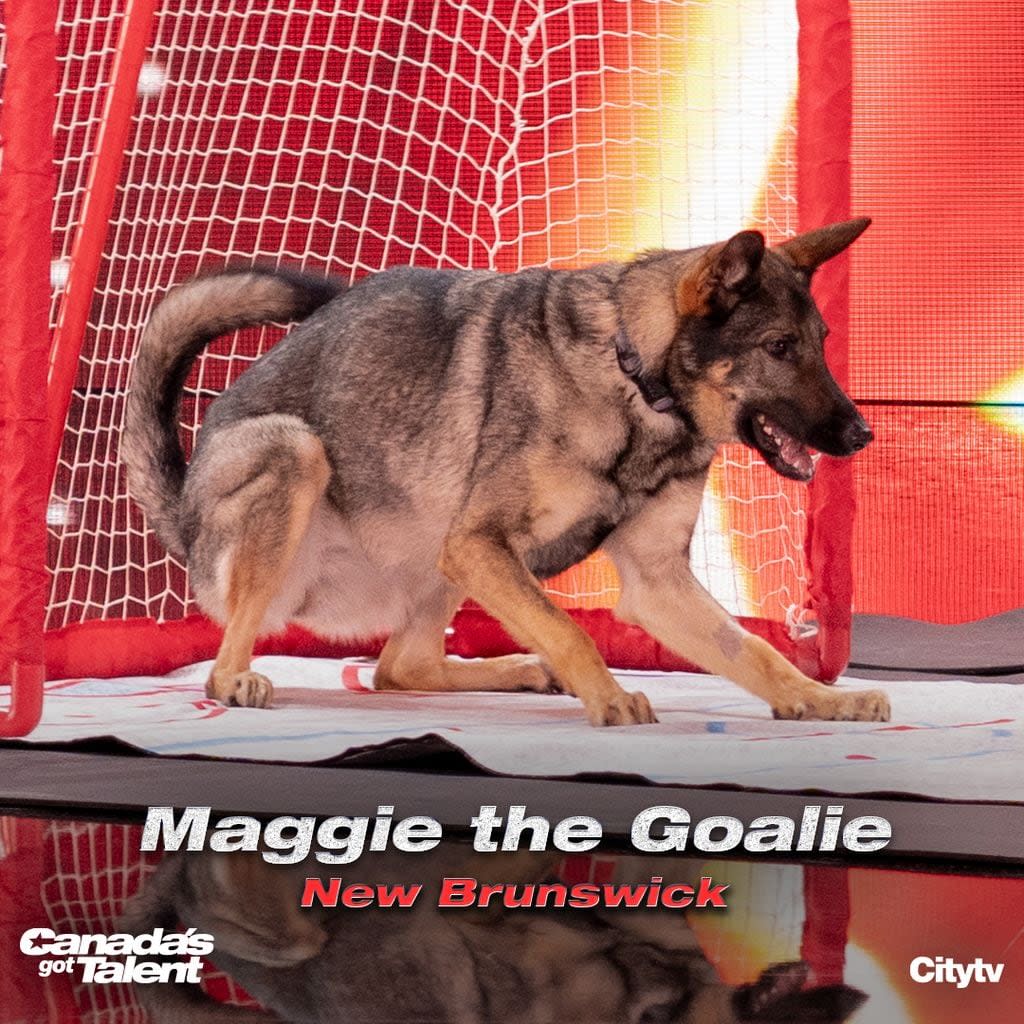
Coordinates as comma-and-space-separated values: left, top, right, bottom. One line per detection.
840, 418, 873, 453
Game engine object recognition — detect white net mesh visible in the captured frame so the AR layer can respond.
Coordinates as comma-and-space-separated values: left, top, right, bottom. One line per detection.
46, 0, 807, 639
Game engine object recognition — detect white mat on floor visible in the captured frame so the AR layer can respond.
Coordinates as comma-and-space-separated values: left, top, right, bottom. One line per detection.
20, 656, 1024, 802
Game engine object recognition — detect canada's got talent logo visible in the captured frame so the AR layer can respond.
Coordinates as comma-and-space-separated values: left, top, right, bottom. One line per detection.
19, 927, 213, 984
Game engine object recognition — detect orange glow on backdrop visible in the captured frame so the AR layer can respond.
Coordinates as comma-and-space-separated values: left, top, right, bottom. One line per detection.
687, 865, 1024, 1024
846, 869, 1024, 1024
850, 0, 1024, 621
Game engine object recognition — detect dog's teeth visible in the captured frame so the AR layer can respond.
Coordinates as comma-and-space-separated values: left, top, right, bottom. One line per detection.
757, 414, 766, 424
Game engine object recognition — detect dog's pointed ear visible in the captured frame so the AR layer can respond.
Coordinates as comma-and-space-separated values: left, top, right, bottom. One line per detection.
732, 962, 867, 1023
678, 229, 765, 316
732, 961, 808, 1019
776, 217, 871, 277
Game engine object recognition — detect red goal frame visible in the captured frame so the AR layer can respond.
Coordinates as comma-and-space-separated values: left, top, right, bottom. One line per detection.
0, 0, 858, 737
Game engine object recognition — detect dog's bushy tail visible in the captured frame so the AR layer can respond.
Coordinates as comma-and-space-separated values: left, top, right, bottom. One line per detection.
123, 267, 342, 557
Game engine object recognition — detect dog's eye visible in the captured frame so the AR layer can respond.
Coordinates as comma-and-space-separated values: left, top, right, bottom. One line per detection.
764, 335, 796, 360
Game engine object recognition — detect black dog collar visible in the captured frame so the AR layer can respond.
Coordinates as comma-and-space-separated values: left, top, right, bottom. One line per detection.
614, 325, 676, 414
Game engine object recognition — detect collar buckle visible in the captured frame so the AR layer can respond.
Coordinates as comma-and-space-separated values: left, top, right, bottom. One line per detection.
614, 326, 676, 415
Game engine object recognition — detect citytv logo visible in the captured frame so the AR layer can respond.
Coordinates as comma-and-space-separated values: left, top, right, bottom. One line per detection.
909, 956, 1005, 989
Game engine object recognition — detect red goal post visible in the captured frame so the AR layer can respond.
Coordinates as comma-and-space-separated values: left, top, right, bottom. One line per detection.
1, 0, 858, 734
0, 0, 58, 737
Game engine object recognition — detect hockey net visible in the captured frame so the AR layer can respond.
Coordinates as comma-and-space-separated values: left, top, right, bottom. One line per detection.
33, 0, 820, 684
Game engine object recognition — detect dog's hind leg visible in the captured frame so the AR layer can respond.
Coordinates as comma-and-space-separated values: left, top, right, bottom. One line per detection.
188, 416, 330, 708
375, 585, 556, 694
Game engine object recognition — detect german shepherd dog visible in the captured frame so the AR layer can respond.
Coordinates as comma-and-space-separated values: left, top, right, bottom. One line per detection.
124, 219, 889, 727
121, 849, 867, 1024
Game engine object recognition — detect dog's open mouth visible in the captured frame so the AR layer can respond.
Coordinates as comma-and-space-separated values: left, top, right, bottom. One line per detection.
741, 413, 816, 482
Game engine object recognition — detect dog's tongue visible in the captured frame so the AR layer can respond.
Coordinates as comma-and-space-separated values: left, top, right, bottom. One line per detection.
778, 433, 814, 478
757, 413, 815, 480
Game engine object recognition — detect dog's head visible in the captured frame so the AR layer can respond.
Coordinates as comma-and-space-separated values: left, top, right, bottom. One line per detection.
667, 218, 872, 482
726, 961, 867, 1023
563, 949, 866, 1024
638, 960, 865, 1024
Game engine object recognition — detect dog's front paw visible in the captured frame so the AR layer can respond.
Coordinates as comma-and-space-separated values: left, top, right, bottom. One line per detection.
836, 688, 890, 722
586, 689, 658, 727
772, 686, 889, 723
208, 670, 274, 708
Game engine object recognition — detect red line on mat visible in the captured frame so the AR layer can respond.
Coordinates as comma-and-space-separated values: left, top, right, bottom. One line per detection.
341, 664, 374, 693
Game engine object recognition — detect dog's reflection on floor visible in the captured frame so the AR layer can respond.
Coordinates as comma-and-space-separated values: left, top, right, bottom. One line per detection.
119, 848, 866, 1023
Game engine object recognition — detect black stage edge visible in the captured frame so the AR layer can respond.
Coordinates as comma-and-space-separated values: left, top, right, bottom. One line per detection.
1, 748, 1021, 870
849, 610, 1024, 682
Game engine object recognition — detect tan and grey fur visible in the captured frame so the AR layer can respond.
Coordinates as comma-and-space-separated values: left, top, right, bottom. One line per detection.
120, 850, 867, 1024
124, 220, 889, 725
